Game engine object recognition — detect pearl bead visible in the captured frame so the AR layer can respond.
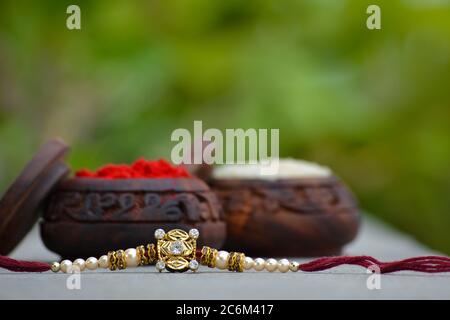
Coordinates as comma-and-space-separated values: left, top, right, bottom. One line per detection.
253, 258, 265, 271
215, 251, 229, 270
265, 258, 278, 272
189, 260, 199, 271
244, 257, 254, 270
98, 255, 109, 269
60, 260, 72, 273
125, 248, 139, 267
290, 261, 300, 272
154, 228, 165, 240
73, 258, 86, 272
86, 257, 98, 270
189, 228, 200, 239
155, 260, 165, 272
51, 262, 60, 273
277, 259, 290, 273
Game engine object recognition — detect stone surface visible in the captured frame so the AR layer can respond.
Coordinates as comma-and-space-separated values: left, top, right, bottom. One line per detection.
189, 260, 199, 271
1, 215, 450, 299
154, 229, 165, 240
189, 228, 199, 239
155, 261, 165, 272
170, 241, 183, 255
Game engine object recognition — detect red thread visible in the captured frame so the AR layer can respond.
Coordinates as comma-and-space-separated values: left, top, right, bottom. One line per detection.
0, 255, 51, 272
75, 159, 190, 179
297, 255, 450, 273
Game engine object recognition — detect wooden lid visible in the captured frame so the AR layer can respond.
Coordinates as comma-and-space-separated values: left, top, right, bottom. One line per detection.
0, 138, 70, 255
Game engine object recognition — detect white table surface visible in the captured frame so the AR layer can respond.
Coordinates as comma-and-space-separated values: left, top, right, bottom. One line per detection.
1, 216, 449, 300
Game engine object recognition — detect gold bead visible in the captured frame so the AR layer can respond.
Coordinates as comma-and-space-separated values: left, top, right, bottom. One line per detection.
108, 251, 118, 271
200, 246, 218, 268
227, 252, 245, 272
147, 243, 157, 264
200, 246, 210, 266
237, 253, 245, 272
116, 250, 127, 270
227, 252, 236, 271
51, 262, 60, 273
289, 261, 300, 272
136, 245, 149, 266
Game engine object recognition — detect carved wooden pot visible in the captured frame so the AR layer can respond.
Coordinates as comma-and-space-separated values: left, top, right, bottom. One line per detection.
40, 178, 225, 259
209, 177, 360, 257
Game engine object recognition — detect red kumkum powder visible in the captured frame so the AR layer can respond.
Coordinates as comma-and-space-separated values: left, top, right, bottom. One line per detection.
75, 158, 191, 179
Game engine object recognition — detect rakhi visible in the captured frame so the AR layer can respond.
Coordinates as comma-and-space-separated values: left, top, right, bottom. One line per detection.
1, 228, 450, 274
1, 140, 449, 274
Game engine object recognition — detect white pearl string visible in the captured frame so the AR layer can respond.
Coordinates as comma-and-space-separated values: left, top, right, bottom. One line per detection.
54, 247, 140, 273
212, 251, 300, 273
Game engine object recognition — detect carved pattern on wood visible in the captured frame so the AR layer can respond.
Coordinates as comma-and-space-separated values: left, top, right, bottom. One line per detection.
214, 183, 357, 216
45, 191, 219, 223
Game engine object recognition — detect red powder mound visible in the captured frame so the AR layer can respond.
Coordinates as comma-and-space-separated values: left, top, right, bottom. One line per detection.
75, 158, 191, 179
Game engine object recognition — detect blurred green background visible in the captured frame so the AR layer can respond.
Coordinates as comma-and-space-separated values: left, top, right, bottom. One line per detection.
0, 1, 449, 253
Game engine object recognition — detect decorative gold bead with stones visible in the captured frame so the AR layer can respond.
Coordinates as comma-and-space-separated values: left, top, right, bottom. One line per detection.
227, 252, 237, 271
227, 252, 245, 272
200, 246, 209, 266
200, 246, 218, 268
136, 245, 149, 266
147, 243, 157, 264
236, 253, 245, 272
108, 251, 118, 271
208, 248, 218, 268
155, 228, 198, 272
116, 250, 127, 270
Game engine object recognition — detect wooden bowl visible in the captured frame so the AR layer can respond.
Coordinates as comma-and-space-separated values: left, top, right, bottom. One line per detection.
40, 178, 225, 259
209, 176, 360, 257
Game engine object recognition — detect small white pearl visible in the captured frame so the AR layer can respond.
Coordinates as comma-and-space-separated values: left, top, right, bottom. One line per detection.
290, 261, 300, 272
265, 258, 278, 272
86, 257, 98, 270
189, 228, 200, 239
253, 258, 265, 271
73, 258, 86, 272
154, 228, 165, 240
215, 251, 229, 270
189, 260, 199, 271
155, 260, 165, 272
125, 248, 139, 267
244, 257, 254, 270
51, 262, 60, 273
277, 259, 290, 273
60, 260, 72, 273
98, 255, 109, 269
